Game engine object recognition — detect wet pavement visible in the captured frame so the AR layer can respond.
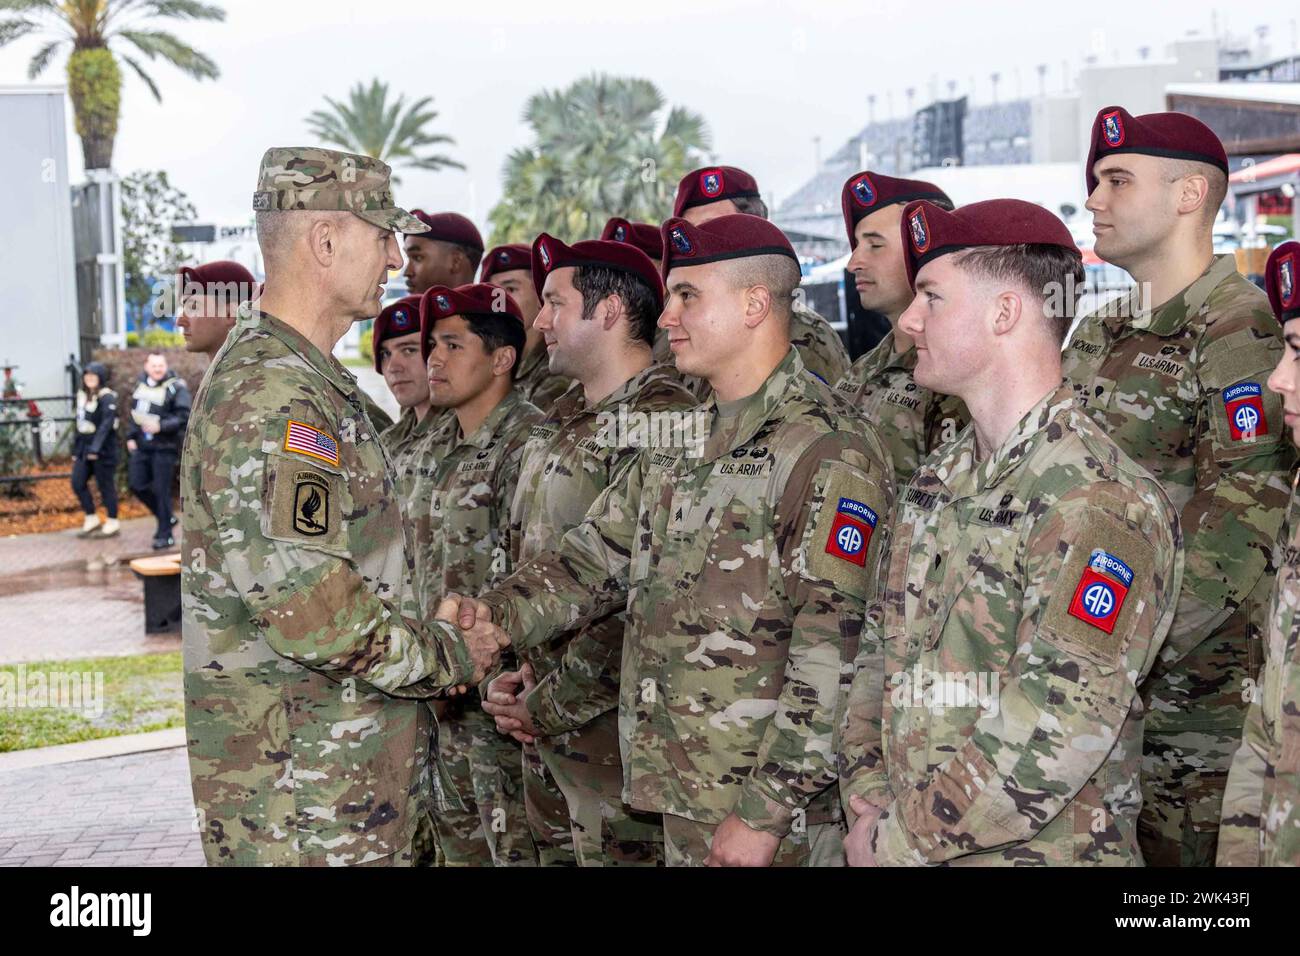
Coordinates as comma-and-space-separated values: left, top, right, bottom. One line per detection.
0, 517, 178, 665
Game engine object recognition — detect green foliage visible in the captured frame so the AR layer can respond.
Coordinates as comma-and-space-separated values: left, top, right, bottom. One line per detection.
487, 74, 712, 244
140, 327, 185, 348
120, 170, 198, 319
306, 79, 463, 184
1, 0, 225, 169
358, 320, 375, 366
0, 366, 34, 495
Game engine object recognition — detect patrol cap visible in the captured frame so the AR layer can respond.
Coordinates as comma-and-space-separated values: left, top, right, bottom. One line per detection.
1266, 241, 1300, 324
1085, 106, 1229, 195
659, 213, 799, 280
530, 233, 664, 311
409, 210, 484, 252
370, 295, 423, 373
252, 146, 429, 234
672, 165, 762, 218
841, 170, 953, 248
419, 283, 524, 362
900, 198, 1080, 288
479, 244, 532, 283
600, 217, 664, 262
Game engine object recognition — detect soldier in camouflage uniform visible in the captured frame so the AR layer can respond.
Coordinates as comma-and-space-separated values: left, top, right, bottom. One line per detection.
841, 199, 1183, 866
481, 234, 694, 865
481, 243, 572, 412
661, 165, 851, 390
372, 295, 440, 490
1062, 107, 1296, 865
181, 147, 503, 867
1219, 241, 1300, 866
461, 214, 893, 866
415, 283, 542, 866
831, 171, 968, 486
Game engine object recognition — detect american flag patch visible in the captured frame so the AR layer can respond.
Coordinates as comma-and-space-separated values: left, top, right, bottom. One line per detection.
283, 420, 339, 466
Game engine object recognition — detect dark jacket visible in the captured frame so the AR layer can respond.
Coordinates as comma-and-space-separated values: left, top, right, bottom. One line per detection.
126, 369, 191, 453
74, 362, 119, 459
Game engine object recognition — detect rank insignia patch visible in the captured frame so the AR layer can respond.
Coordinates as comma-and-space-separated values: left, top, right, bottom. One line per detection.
1067, 549, 1133, 634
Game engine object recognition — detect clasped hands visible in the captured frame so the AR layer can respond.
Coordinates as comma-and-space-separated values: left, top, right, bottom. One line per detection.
433, 592, 509, 691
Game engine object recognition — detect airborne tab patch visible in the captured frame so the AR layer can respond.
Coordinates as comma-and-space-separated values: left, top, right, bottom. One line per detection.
1223, 382, 1268, 441
825, 497, 877, 567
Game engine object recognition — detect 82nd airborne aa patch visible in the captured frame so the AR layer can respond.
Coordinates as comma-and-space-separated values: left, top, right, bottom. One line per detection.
1224, 382, 1268, 441
825, 496, 878, 567
1067, 549, 1133, 635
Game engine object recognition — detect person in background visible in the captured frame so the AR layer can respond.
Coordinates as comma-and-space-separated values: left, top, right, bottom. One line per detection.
71, 361, 120, 539
176, 260, 257, 363
126, 353, 191, 550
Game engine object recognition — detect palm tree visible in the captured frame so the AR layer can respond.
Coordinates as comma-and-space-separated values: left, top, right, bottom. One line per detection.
0, 0, 225, 170
305, 79, 464, 182
488, 74, 712, 244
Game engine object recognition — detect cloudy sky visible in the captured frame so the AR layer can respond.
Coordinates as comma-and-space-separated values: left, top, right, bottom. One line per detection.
1, 0, 1296, 235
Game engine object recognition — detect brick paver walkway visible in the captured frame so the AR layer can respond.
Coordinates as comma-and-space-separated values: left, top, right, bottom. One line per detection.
0, 747, 203, 867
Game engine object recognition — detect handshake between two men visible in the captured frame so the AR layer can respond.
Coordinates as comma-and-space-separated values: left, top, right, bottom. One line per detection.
432, 593, 538, 740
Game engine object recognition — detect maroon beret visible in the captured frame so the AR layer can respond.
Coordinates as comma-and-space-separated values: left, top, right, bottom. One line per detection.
419, 283, 524, 362
600, 217, 664, 262
480, 244, 532, 283
841, 171, 953, 248
1266, 241, 1300, 325
530, 233, 664, 311
672, 166, 762, 218
408, 210, 484, 251
1085, 106, 1229, 195
659, 213, 799, 280
179, 260, 256, 296
900, 198, 1079, 288
370, 294, 423, 373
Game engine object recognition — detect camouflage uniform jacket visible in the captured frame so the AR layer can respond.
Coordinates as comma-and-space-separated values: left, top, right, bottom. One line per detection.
481, 348, 895, 835
420, 388, 542, 602
380, 406, 438, 500
508, 365, 698, 739
1061, 255, 1294, 736
1218, 474, 1300, 866
180, 310, 476, 866
402, 408, 461, 615
839, 384, 1183, 865
514, 344, 572, 414
833, 329, 969, 486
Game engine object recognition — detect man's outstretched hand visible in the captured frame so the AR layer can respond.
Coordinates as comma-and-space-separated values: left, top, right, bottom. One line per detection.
435, 593, 509, 690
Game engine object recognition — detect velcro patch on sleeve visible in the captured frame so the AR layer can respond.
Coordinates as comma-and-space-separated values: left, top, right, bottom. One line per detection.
1042, 511, 1154, 665
266, 461, 348, 553
283, 419, 340, 466
802, 461, 886, 601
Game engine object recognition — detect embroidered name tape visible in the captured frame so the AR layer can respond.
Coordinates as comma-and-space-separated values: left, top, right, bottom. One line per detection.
1067, 549, 1133, 634
1223, 382, 1267, 441
825, 496, 877, 567
284, 420, 340, 466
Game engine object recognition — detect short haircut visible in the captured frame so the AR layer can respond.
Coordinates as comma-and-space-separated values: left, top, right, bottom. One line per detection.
1163, 158, 1228, 226
458, 313, 525, 379
256, 209, 351, 264
449, 240, 484, 275
732, 195, 770, 219
720, 253, 803, 321
951, 244, 1085, 344
571, 264, 661, 346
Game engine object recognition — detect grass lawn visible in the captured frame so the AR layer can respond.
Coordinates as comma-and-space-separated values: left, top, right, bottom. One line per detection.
0, 652, 183, 752
341, 356, 370, 368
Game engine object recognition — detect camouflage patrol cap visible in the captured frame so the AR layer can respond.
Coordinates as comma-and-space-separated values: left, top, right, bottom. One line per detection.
252, 146, 430, 234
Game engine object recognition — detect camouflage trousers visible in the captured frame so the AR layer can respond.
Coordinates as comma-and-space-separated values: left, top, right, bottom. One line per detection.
660, 812, 846, 867
533, 711, 664, 867
433, 697, 537, 866
522, 743, 578, 866
1138, 729, 1239, 867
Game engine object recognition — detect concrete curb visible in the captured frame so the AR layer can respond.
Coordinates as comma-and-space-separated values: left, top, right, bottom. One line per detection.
0, 726, 186, 773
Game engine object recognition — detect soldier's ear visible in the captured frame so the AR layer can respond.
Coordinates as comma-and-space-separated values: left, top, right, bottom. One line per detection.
991, 290, 1023, 337
490, 345, 517, 379
742, 284, 772, 329
1176, 173, 1210, 219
